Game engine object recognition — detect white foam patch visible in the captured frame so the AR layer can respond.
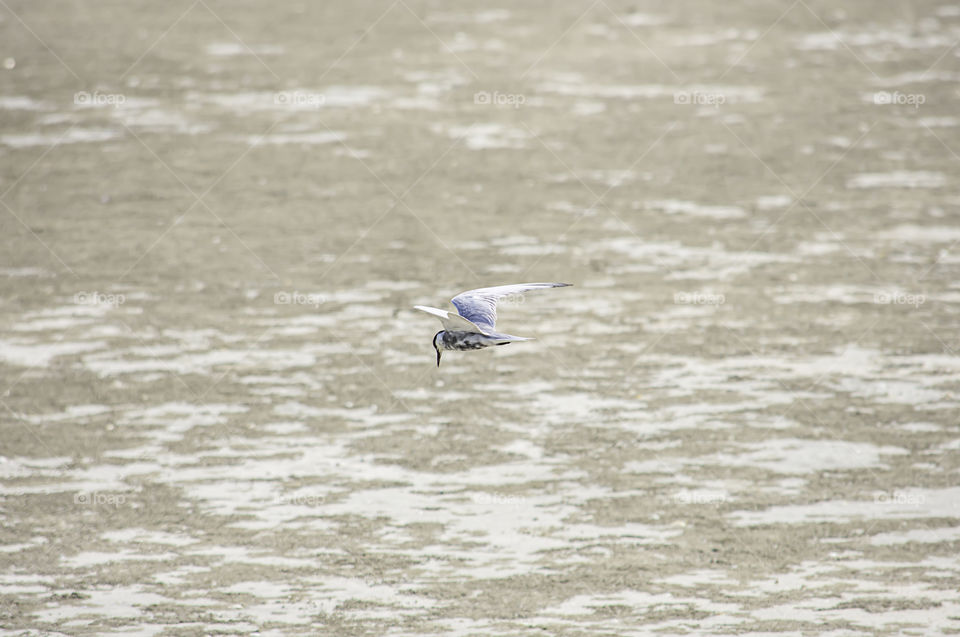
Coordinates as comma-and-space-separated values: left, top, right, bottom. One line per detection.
708, 439, 908, 474
0, 96, 54, 110
756, 194, 793, 209
0, 339, 107, 367
0, 266, 53, 277
833, 376, 947, 404
899, 422, 944, 433
259, 421, 310, 435
245, 131, 344, 145
877, 224, 960, 242
205, 42, 284, 56
730, 487, 960, 526
794, 236, 848, 257
32, 586, 169, 623
0, 572, 54, 595
0, 536, 48, 554
23, 404, 112, 424
544, 589, 743, 620
770, 283, 901, 305
798, 28, 957, 50
101, 529, 199, 547
656, 569, 740, 587
645, 199, 747, 219
431, 123, 529, 150
627, 439, 905, 475
869, 526, 960, 545
621, 13, 670, 26
875, 70, 960, 84
12, 316, 98, 331
0, 456, 72, 479
427, 9, 509, 23
187, 545, 318, 569
572, 100, 606, 116
151, 564, 210, 586
0, 129, 120, 147
846, 171, 946, 189
671, 28, 759, 47
900, 116, 960, 130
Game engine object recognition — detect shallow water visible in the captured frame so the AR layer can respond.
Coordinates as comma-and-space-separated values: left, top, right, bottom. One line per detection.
1, 0, 959, 635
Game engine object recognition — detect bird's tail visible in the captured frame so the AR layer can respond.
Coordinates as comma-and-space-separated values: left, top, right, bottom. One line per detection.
493, 333, 535, 343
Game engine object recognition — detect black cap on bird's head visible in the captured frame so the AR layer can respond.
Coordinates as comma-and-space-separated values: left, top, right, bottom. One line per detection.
432, 330, 444, 367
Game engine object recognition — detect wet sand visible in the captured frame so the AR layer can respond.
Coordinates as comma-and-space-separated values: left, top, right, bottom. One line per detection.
1, 0, 959, 634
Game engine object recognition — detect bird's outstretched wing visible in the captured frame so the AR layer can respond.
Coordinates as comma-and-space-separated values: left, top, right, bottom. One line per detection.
450, 282, 571, 330
413, 305, 489, 334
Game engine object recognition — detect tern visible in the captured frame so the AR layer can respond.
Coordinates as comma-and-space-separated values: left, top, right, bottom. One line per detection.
414, 282, 571, 366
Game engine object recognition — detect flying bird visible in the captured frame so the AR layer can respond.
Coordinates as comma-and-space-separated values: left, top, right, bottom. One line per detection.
414, 282, 571, 367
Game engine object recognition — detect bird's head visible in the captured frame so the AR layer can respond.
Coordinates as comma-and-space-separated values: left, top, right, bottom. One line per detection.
433, 331, 444, 367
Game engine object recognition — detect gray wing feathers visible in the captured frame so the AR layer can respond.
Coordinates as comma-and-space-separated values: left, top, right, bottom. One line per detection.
450, 282, 570, 329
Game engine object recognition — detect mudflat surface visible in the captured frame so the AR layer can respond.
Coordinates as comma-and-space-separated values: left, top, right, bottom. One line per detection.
1, 0, 959, 635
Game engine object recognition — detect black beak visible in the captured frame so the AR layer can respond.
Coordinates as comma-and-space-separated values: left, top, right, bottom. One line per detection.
436, 348, 441, 367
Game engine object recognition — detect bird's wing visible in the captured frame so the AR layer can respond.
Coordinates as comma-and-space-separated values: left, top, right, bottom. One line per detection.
413, 305, 489, 334
450, 282, 571, 330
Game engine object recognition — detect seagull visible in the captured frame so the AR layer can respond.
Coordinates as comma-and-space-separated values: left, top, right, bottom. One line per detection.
414, 282, 571, 367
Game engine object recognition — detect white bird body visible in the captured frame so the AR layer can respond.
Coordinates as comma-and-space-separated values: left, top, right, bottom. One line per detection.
414, 282, 571, 366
